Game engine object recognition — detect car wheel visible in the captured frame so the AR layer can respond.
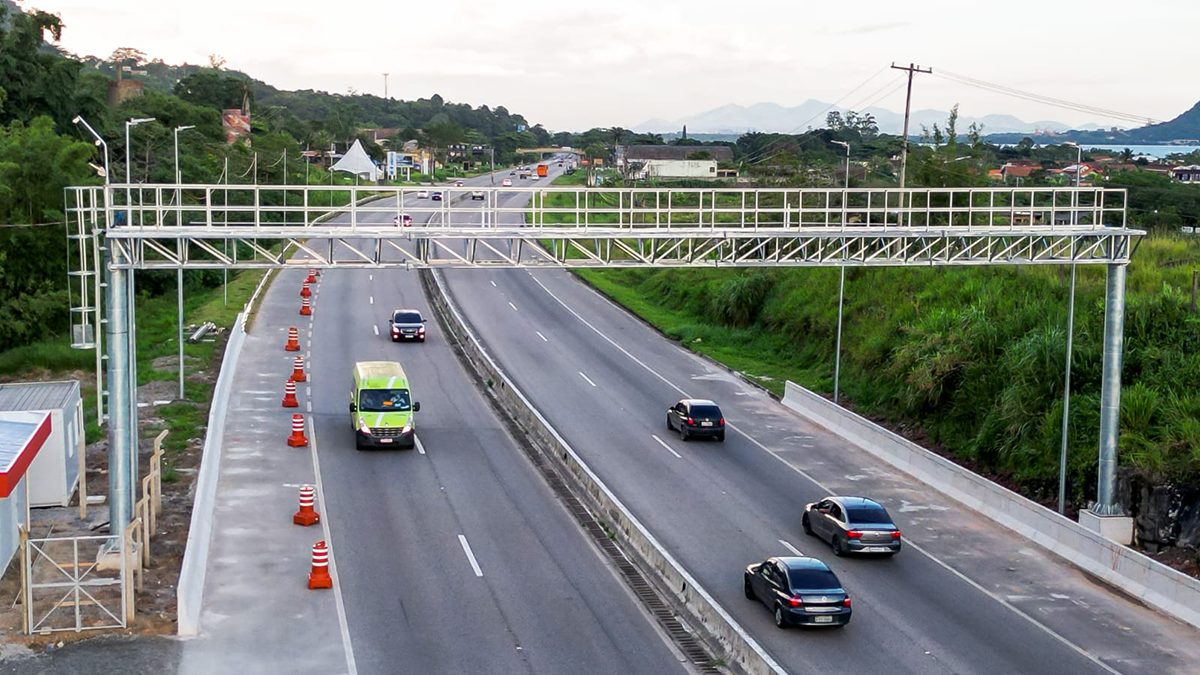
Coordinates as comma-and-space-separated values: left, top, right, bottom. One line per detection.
773, 605, 787, 629
419, 337, 426, 343
802, 514, 814, 536
832, 535, 845, 557
744, 578, 755, 600
355, 437, 366, 451
679, 426, 688, 441
666, 415, 673, 431
716, 431, 725, 442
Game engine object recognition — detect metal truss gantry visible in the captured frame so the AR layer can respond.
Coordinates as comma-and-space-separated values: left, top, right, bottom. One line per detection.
64, 183, 1141, 538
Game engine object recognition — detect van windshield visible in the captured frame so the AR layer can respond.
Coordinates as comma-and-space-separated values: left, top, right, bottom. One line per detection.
359, 388, 411, 412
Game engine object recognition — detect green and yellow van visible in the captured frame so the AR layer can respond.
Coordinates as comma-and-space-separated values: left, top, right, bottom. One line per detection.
349, 361, 420, 449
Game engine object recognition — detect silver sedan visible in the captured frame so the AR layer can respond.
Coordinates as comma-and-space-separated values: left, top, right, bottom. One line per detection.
803, 496, 902, 556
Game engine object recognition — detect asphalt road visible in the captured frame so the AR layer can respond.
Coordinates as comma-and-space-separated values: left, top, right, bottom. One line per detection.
305, 169, 687, 674
431, 165, 1200, 674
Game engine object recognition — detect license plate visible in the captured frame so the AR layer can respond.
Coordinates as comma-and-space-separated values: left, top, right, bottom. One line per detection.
865, 546, 890, 552
701, 421, 713, 427
814, 616, 834, 623
379, 438, 393, 444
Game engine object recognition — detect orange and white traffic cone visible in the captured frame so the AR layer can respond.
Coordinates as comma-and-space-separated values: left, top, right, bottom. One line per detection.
308, 540, 333, 589
300, 283, 312, 298
299, 297, 312, 316
305, 269, 317, 284
293, 484, 319, 525
282, 379, 299, 408
287, 413, 309, 447
284, 327, 301, 352
291, 356, 307, 382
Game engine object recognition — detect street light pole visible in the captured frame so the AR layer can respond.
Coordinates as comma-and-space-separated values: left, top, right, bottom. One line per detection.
173, 125, 195, 401
1057, 141, 1083, 514
830, 141, 851, 405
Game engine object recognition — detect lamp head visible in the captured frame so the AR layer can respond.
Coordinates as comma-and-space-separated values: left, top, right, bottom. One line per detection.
128, 117, 156, 126
175, 125, 196, 132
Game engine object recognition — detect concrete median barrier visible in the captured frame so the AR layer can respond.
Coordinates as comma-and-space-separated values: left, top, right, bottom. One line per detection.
421, 269, 784, 675
780, 379, 1200, 631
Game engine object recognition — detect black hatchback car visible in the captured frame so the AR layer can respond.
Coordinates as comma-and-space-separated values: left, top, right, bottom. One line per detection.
744, 556, 851, 628
803, 496, 902, 556
389, 309, 426, 342
666, 399, 725, 441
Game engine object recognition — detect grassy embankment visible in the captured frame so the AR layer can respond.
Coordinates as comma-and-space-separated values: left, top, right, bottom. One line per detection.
539, 174, 1200, 505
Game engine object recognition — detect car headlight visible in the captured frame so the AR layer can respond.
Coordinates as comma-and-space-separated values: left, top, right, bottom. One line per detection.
358, 419, 370, 434
402, 423, 413, 434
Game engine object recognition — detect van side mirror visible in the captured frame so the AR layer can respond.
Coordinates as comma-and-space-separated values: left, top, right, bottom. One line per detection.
349, 402, 357, 413
413, 402, 421, 412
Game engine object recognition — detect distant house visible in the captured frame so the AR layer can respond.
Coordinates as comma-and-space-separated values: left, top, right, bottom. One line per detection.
1000, 163, 1038, 183
1171, 165, 1200, 183
622, 145, 734, 180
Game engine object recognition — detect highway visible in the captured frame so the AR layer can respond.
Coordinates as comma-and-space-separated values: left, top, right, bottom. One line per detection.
304, 171, 687, 673
426, 164, 1200, 674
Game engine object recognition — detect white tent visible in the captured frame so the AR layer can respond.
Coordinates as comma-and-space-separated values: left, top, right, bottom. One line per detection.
330, 139, 380, 181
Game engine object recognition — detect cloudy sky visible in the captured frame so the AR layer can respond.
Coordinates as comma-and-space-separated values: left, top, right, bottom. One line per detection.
20, 0, 1200, 131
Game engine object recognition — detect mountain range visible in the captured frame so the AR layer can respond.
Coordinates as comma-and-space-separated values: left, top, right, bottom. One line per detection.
634, 101, 1104, 136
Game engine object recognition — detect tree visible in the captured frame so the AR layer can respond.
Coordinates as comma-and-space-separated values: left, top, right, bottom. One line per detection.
109, 47, 147, 84
174, 72, 251, 111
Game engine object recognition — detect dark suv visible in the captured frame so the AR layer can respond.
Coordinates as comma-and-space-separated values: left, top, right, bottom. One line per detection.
666, 398, 725, 441
389, 309, 426, 342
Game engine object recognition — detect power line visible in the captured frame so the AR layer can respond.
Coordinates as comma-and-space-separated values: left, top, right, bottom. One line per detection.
737, 66, 892, 166
933, 69, 1160, 126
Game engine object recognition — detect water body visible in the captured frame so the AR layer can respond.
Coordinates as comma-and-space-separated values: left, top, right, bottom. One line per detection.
1044, 144, 1200, 159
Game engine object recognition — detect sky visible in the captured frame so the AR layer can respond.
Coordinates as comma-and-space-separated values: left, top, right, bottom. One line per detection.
18, 0, 1200, 132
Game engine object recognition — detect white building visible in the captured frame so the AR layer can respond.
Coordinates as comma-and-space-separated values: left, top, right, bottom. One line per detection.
623, 145, 734, 180
0, 381, 84, 507
0, 411, 51, 573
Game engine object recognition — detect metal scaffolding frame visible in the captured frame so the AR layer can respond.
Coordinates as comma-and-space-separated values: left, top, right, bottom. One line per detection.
64, 182, 1142, 537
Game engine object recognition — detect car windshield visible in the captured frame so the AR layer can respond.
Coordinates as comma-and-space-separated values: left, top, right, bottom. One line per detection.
690, 405, 721, 418
393, 312, 422, 324
359, 388, 411, 412
846, 506, 892, 524
786, 568, 841, 591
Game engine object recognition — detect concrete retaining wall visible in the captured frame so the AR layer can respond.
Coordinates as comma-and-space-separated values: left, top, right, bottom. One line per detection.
176, 313, 248, 636
421, 270, 783, 675
781, 380, 1200, 631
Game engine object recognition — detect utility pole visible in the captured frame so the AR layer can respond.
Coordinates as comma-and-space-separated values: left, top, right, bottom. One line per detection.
891, 62, 931, 188
382, 73, 389, 99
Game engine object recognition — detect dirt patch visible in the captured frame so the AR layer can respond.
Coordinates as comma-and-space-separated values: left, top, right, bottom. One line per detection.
0, 334, 226, 651
150, 355, 201, 372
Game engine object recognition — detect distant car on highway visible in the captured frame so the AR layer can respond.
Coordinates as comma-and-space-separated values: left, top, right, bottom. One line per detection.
392, 214, 413, 227
803, 496, 901, 557
416, 189, 429, 199
666, 398, 724, 441
431, 191, 443, 201
454, 180, 465, 187
389, 308, 426, 343
501, 178, 513, 187
509, 171, 515, 176
470, 190, 485, 200
744, 556, 851, 628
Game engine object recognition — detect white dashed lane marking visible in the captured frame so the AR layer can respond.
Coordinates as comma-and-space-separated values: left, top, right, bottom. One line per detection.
651, 434, 682, 459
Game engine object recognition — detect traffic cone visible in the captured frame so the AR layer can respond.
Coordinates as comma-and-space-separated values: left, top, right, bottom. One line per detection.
284, 327, 301, 352
308, 541, 333, 589
282, 379, 299, 408
291, 356, 307, 383
299, 297, 312, 316
305, 269, 318, 284
293, 484, 319, 525
300, 283, 312, 298
287, 413, 309, 448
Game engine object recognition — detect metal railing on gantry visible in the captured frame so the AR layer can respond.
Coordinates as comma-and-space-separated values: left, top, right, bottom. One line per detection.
65, 184, 1138, 270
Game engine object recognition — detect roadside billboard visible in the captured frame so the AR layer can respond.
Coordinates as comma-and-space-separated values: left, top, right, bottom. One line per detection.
222, 109, 251, 145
